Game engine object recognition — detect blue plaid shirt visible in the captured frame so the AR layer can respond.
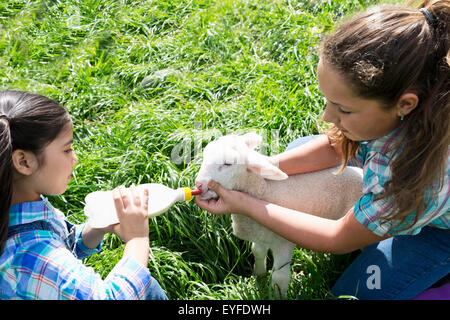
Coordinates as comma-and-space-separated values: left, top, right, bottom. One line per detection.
0, 197, 151, 300
354, 126, 450, 236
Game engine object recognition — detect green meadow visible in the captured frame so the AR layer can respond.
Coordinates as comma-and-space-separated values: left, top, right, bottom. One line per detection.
1, 0, 385, 299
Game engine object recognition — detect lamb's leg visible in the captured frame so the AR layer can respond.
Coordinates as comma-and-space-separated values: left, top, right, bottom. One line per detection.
270, 242, 295, 299
252, 242, 268, 276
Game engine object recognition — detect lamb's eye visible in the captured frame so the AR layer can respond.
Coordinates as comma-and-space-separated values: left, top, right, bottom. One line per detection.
219, 163, 232, 171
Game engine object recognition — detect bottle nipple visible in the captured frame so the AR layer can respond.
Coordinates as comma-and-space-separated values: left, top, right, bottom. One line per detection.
183, 188, 202, 201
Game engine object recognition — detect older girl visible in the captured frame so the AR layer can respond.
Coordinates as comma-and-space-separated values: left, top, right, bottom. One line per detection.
197, 0, 449, 299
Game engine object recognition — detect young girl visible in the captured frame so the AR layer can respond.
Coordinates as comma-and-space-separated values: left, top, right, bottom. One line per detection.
196, 0, 449, 299
0, 90, 167, 300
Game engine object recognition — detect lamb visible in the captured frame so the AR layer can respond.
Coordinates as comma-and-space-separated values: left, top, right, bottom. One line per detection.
195, 132, 363, 298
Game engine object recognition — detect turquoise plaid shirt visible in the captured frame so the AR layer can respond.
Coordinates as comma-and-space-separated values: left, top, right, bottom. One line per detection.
0, 197, 151, 300
354, 125, 450, 236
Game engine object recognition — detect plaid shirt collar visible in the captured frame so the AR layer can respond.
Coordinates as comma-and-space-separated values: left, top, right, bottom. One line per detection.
9, 195, 64, 227
364, 123, 405, 158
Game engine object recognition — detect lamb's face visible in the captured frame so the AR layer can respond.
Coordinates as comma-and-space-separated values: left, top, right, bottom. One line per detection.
195, 135, 249, 200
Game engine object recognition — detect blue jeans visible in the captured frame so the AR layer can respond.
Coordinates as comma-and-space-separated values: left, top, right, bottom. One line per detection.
286, 134, 322, 151
286, 135, 450, 300
331, 226, 450, 299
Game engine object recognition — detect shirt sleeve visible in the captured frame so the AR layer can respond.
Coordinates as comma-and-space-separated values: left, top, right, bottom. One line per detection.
73, 223, 102, 259
354, 192, 395, 236
354, 151, 450, 236
14, 237, 152, 300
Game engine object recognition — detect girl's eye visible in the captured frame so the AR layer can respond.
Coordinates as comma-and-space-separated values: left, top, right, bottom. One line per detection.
328, 100, 352, 114
338, 107, 351, 114
64, 148, 74, 153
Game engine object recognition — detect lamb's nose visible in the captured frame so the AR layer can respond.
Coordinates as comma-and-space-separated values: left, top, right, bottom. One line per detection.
195, 181, 203, 192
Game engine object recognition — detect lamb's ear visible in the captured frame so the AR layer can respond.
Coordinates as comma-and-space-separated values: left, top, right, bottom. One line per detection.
240, 132, 262, 150
246, 153, 288, 180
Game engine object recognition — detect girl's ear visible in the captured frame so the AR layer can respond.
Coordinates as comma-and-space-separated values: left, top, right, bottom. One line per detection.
396, 92, 419, 118
12, 150, 38, 176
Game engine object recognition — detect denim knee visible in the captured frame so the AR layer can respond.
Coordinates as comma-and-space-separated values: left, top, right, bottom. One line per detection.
286, 135, 323, 151
331, 227, 450, 300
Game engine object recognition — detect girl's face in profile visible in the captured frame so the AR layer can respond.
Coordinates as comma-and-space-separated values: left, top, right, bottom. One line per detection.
317, 58, 401, 141
31, 122, 79, 196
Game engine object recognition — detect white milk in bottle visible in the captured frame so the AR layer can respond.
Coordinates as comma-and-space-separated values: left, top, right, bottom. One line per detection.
84, 183, 201, 228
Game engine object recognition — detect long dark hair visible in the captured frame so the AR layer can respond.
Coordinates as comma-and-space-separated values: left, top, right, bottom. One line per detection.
0, 90, 71, 253
321, 0, 449, 232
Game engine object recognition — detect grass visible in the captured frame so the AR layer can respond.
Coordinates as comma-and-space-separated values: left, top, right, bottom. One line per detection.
1, 0, 384, 299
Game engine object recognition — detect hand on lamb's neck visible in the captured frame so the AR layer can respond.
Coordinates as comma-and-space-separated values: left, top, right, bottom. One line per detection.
234, 171, 268, 199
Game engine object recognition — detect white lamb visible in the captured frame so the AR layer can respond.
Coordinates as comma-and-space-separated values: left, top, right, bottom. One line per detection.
195, 132, 363, 298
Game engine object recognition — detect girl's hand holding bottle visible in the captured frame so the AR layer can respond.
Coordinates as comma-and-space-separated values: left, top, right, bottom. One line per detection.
111, 186, 150, 242
83, 183, 200, 266
109, 185, 150, 266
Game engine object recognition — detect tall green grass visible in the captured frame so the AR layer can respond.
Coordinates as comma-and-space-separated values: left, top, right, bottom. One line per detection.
1, 0, 383, 299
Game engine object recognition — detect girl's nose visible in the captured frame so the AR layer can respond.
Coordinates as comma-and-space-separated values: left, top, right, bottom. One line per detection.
73, 153, 79, 165
321, 103, 338, 125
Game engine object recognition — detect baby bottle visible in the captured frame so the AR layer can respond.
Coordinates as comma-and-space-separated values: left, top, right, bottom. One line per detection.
84, 183, 201, 228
